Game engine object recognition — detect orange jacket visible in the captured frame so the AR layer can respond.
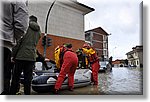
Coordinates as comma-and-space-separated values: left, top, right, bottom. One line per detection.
82, 47, 99, 64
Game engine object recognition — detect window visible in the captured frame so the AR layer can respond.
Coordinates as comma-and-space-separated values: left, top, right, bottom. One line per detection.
103, 50, 107, 56
103, 35, 107, 42
103, 42, 108, 49
85, 33, 91, 41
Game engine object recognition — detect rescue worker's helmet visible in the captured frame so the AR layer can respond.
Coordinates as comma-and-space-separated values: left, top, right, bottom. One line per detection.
83, 43, 90, 48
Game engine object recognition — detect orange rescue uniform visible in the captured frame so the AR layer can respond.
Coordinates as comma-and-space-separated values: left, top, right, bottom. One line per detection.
54, 48, 78, 90
82, 47, 100, 85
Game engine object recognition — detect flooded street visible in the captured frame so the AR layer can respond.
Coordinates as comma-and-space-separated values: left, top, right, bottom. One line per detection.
98, 67, 143, 95
20, 67, 143, 95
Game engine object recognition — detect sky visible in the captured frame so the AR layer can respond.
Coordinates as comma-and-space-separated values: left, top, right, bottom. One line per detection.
77, 0, 142, 60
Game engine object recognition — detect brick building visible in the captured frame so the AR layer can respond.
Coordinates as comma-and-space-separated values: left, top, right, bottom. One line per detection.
28, 0, 94, 60
85, 27, 110, 60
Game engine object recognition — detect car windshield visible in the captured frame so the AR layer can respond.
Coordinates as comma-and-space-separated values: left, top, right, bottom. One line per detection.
100, 61, 108, 67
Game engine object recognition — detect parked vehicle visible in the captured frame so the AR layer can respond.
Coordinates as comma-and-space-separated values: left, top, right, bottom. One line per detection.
99, 61, 109, 72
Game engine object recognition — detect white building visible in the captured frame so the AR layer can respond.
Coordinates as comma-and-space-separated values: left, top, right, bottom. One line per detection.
126, 46, 143, 68
28, 0, 94, 40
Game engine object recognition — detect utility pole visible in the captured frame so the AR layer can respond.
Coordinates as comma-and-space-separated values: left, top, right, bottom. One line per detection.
42, 0, 56, 58
41, 0, 56, 70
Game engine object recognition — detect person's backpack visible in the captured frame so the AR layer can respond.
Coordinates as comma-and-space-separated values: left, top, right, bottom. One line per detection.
54, 46, 73, 69
54, 46, 66, 69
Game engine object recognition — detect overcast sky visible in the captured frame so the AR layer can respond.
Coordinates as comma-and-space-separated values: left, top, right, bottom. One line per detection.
77, 0, 142, 60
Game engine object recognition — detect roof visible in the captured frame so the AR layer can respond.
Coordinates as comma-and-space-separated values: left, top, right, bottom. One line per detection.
132, 46, 143, 50
126, 45, 143, 55
58, 0, 95, 15
85, 27, 109, 35
73, 1, 95, 14
112, 59, 125, 64
112, 60, 120, 64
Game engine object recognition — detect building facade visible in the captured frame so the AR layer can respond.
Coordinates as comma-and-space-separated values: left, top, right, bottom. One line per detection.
85, 27, 109, 60
126, 46, 143, 68
28, 0, 94, 60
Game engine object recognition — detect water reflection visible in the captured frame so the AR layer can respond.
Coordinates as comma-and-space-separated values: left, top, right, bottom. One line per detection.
98, 67, 142, 95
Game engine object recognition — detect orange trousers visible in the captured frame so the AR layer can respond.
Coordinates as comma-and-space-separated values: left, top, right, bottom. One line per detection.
55, 51, 78, 90
91, 61, 100, 85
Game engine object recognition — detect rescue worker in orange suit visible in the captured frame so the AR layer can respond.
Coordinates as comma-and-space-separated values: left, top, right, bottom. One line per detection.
54, 43, 78, 93
82, 43, 100, 85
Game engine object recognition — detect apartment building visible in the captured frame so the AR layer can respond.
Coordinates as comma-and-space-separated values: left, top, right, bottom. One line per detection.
85, 27, 110, 60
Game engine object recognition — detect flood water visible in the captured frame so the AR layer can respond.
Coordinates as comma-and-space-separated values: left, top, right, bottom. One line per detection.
20, 67, 143, 95
98, 67, 143, 95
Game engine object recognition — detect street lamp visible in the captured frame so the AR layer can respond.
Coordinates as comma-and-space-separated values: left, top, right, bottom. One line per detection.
43, 0, 56, 57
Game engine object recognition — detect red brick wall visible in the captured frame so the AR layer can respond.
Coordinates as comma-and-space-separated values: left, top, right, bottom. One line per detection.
95, 49, 103, 57
92, 40, 103, 58
36, 34, 85, 61
93, 41, 103, 49
93, 34, 103, 41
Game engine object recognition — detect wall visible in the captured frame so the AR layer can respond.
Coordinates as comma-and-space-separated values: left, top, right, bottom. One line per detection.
36, 34, 85, 60
93, 34, 103, 41
28, 0, 85, 40
138, 51, 143, 66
